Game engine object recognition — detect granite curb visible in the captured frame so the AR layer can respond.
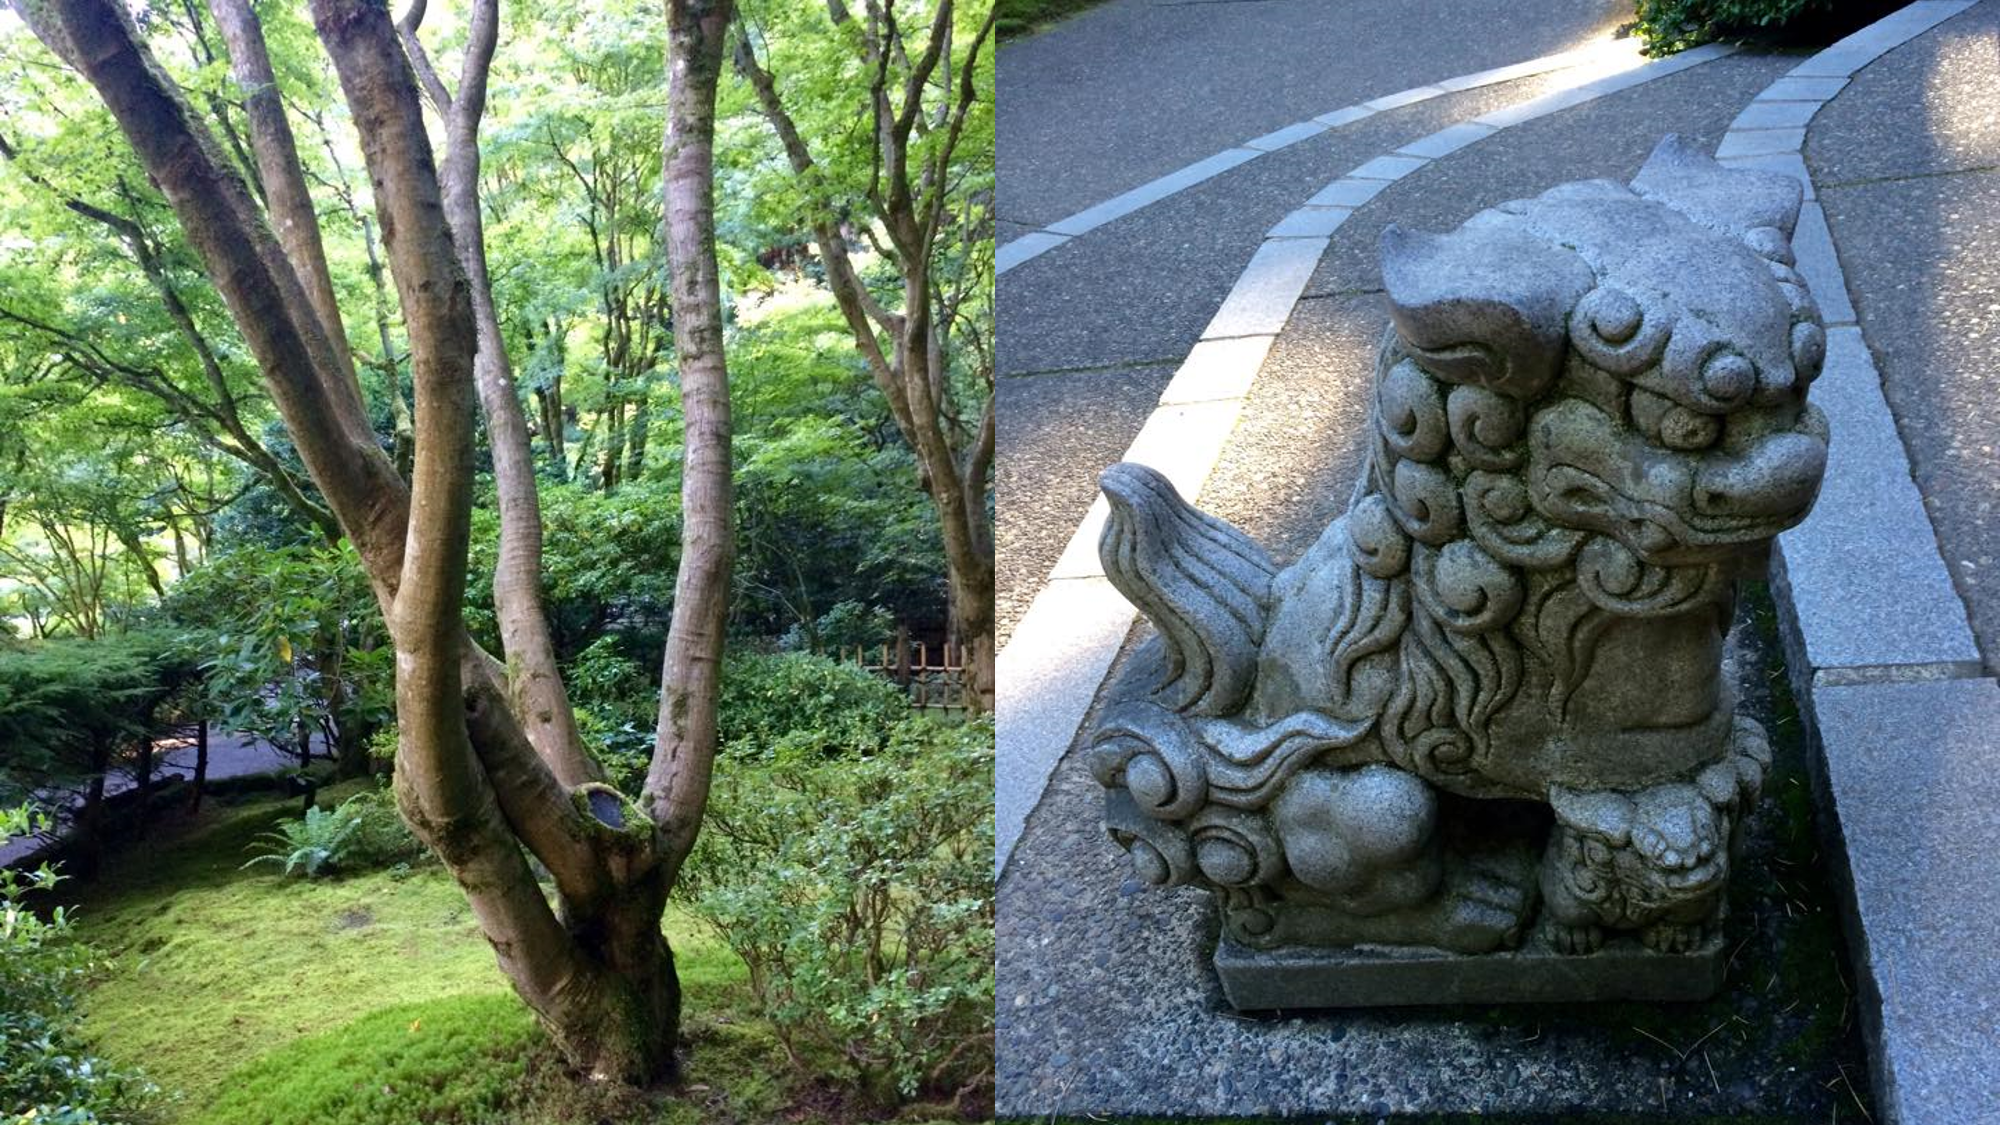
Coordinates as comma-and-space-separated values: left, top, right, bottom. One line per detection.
1717, 3, 1995, 1122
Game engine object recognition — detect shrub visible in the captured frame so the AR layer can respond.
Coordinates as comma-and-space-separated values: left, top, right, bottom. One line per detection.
1633, 0, 1832, 53
242, 790, 424, 878
779, 600, 895, 655
682, 717, 994, 1107
0, 806, 158, 1125
338, 789, 430, 870
715, 651, 909, 758
191, 994, 536, 1125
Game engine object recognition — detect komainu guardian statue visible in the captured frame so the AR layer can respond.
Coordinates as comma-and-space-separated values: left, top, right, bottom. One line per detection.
1090, 136, 1829, 1006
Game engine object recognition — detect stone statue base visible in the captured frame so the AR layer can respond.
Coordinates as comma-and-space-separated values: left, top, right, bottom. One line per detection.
1215, 930, 1727, 1010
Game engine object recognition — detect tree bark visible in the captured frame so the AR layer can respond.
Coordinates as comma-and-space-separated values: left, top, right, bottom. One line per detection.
22, 0, 721, 1084
205, 0, 370, 436
733, 19, 995, 710
397, 0, 596, 788
643, 0, 735, 882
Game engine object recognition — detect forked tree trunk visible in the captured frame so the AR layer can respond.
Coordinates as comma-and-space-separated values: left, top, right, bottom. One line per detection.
21, 0, 731, 1085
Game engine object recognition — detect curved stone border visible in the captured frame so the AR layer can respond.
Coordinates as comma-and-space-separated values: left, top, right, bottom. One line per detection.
995, 41, 1742, 878
1716, 5, 1998, 1123
994, 39, 1644, 275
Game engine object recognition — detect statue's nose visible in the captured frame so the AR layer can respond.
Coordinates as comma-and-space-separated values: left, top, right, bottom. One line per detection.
1694, 430, 1827, 519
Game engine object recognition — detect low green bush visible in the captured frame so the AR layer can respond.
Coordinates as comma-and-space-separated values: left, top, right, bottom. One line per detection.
0, 806, 158, 1125
1633, 0, 1831, 53
682, 716, 994, 1107
242, 789, 426, 878
190, 994, 535, 1125
715, 650, 909, 758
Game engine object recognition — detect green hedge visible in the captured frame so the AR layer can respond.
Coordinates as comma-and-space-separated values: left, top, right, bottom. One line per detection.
1634, 0, 1833, 53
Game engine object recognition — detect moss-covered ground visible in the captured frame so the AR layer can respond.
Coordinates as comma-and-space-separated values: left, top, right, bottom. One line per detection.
58, 781, 954, 1125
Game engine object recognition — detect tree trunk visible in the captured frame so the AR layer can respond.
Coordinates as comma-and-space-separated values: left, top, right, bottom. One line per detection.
733, 28, 996, 711
403, 0, 597, 787
190, 719, 208, 815
642, 0, 735, 877
24, 0, 723, 1086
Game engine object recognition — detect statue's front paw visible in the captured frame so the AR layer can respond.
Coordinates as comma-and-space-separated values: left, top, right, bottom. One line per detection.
1642, 921, 1703, 954
1548, 921, 1603, 955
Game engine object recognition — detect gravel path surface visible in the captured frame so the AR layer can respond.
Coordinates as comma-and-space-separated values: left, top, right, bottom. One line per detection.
997, 0, 1626, 228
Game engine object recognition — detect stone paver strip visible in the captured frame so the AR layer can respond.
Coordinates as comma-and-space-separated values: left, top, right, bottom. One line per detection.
1790, 202, 1859, 324
1267, 205, 1354, 239
1044, 148, 1261, 238
1156, 335, 1277, 407
1312, 105, 1376, 129
1731, 99, 1822, 129
1717, 4, 1990, 1122
1243, 120, 1330, 153
1717, 150, 1816, 198
1757, 75, 1850, 101
1200, 237, 1329, 339
995, 230, 1069, 273
1773, 327, 1980, 679
1307, 177, 1391, 207
1807, 677, 2000, 1124
1364, 84, 1448, 111
1395, 120, 1498, 158
1714, 126, 1808, 157
994, 576, 1133, 880
1471, 43, 1737, 129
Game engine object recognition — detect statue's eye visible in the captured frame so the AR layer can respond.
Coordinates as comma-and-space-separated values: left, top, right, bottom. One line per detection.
1658, 405, 1721, 451
1630, 386, 1722, 451
1699, 350, 1756, 405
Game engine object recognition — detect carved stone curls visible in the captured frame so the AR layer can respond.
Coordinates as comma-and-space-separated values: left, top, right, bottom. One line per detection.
1089, 136, 1827, 1006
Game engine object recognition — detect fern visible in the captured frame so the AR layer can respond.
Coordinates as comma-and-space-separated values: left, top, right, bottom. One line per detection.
242, 805, 363, 879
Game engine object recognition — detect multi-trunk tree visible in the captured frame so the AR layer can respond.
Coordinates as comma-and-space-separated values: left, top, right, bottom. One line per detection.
13, 0, 737, 1083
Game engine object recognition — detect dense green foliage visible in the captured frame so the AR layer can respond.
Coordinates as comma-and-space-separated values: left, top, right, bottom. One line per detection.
162, 545, 389, 771
241, 789, 424, 879
1632, 0, 1842, 53
714, 651, 912, 758
0, 807, 158, 1125
685, 718, 995, 1105
0, 632, 197, 801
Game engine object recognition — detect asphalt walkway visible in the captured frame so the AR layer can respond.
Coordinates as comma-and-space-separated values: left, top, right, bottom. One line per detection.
0, 729, 297, 868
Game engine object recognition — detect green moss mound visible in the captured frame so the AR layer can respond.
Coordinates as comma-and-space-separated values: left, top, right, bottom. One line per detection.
191, 993, 535, 1125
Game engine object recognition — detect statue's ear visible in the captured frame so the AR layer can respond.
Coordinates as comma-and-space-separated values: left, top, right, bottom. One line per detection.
1550, 785, 1635, 845
1380, 223, 1594, 400
1633, 133, 1804, 239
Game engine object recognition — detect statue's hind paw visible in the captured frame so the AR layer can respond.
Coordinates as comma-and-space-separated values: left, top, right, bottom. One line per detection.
1548, 921, 1603, 955
1642, 921, 1704, 954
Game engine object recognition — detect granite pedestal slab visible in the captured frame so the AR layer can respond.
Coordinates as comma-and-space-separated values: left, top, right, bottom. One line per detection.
1085, 136, 1831, 1007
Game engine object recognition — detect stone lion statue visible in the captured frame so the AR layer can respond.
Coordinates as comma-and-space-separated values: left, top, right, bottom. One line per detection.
1088, 136, 1827, 1000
